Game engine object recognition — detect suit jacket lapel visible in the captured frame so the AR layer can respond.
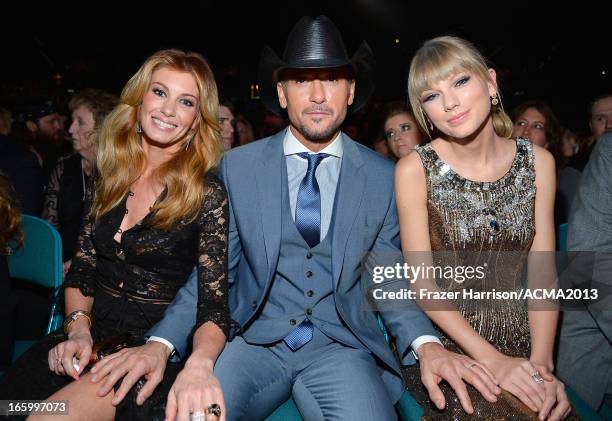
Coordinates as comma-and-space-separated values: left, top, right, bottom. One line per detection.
332, 135, 365, 288
255, 130, 286, 282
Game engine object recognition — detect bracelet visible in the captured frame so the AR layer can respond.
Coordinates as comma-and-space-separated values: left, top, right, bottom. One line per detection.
63, 310, 92, 335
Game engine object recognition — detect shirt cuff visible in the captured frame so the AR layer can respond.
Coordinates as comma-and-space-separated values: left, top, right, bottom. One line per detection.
147, 336, 176, 356
411, 335, 442, 360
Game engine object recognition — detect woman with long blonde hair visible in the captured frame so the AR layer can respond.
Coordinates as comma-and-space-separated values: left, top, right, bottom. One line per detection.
396, 36, 575, 419
0, 49, 229, 420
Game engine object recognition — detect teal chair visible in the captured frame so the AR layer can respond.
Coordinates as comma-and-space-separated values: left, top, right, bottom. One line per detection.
264, 314, 423, 421
557, 223, 569, 252
7, 215, 63, 360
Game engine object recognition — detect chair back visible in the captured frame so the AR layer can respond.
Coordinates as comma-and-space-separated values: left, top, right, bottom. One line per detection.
8, 215, 63, 333
557, 223, 569, 252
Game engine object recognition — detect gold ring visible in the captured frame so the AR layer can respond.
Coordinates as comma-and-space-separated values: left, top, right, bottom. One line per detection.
205, 403, 222, 417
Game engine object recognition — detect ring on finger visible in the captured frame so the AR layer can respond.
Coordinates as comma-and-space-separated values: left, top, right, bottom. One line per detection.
191, 411, 206, 421
205, 403, 222, 417
532, 371, 544, 384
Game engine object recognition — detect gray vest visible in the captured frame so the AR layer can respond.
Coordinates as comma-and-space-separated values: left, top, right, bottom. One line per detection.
242, 162, 364, 351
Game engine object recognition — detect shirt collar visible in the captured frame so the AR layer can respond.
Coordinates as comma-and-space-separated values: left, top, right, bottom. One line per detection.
283, 127, 343, 158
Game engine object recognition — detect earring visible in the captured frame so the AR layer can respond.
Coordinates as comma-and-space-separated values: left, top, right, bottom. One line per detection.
136, 122, 143, 134
491, 94, 500, 107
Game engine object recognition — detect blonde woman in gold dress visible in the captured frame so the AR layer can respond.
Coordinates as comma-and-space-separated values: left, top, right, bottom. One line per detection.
396, 36, 574, 420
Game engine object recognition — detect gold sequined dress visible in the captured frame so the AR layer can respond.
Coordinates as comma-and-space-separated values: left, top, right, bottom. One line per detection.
403, 138, 577, 420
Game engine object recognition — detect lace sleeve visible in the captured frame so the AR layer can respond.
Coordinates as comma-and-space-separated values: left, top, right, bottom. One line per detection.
41, 157, 64, 228
63, 178, 97, 296
195, 174, 230, 338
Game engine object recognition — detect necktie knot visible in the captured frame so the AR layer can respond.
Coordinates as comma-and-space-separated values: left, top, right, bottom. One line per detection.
297, 152, 329, 173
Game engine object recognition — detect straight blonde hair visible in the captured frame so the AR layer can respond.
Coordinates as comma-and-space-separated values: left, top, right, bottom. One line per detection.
93, 49, 223, 229
407, 36, 513, 140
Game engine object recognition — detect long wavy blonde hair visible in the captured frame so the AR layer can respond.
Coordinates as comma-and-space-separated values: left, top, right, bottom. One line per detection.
408, 36, 513, 140
92, 49, 222, 229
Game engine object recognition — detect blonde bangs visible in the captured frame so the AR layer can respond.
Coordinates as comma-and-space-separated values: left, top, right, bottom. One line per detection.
408, 36, 513, 139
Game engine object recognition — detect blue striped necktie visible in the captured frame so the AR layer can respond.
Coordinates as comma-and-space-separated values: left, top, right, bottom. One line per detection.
295, 152, 328, 248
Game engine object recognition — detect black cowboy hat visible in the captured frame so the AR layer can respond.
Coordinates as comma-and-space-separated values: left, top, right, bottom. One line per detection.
258, 15, 376, 115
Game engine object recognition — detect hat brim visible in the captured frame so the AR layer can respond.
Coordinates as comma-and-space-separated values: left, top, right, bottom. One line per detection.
258, 41, 376, 115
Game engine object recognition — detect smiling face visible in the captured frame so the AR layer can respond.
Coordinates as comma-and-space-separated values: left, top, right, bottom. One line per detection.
384, 112, 422, 159
69, 105, 96, 160
276, 67, 355, 148
419, 69, 497, 140
138, 67, 199, 149
512, 107, 548, 147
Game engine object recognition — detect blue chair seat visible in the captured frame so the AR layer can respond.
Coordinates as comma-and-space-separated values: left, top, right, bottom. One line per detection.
7, 215, 63, 361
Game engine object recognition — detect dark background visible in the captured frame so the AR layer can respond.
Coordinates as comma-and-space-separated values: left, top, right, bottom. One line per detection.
1, 0, 609, 134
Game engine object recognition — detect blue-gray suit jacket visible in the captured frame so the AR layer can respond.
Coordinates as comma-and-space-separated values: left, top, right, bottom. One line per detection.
148, 130, 437, 400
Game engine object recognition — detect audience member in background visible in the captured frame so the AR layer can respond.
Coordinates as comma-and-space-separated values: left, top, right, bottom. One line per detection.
235, 114, 255, 145
400, 35, 573, 419
17, 100, 70, 178
262, 108, 287, 136
560, 127, 580, 159
219, 100, 236, 150
557, 132, 612, 415
42, 89, 118, 277
382, 100, 425, 161
0, 172, 23, 369
0, 125, 45, 216
0, 107, 13, 135
557, 93, 612, 224
371, 134, 393, 159
589, 93, 612, 140
512, 100, 563, 165
0, 49, 229, 421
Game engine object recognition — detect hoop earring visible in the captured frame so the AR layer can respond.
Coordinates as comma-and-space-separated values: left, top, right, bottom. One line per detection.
136, 122, 143, 134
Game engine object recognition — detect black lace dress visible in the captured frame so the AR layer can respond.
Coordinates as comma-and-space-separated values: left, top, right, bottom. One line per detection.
0, 173, 229, 420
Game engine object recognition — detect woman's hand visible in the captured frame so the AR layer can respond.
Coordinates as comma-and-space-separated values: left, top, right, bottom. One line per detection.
481, 354, 548, 413
530, 362, 572, 420
165, 358, 226, 421
48, 330, 93, 380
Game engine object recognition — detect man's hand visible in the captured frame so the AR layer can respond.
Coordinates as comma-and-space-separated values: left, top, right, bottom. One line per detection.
166, 358, 226, 421
89, 341, 172, 406
417, 342, 501, 414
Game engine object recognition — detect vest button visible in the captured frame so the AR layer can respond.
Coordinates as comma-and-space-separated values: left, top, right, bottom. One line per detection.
307, 290, 314, 297
306, 271, 313, 278
306, 308, 312, 316
251, 301, 257, 309
306, 252, 313, 259
290, 319, 296, 325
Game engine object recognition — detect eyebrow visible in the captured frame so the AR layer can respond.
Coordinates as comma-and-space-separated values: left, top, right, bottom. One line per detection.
151, 81, 198, 100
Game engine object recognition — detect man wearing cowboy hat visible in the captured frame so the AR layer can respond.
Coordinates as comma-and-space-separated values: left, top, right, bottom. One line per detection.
95, 15, 501, 420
